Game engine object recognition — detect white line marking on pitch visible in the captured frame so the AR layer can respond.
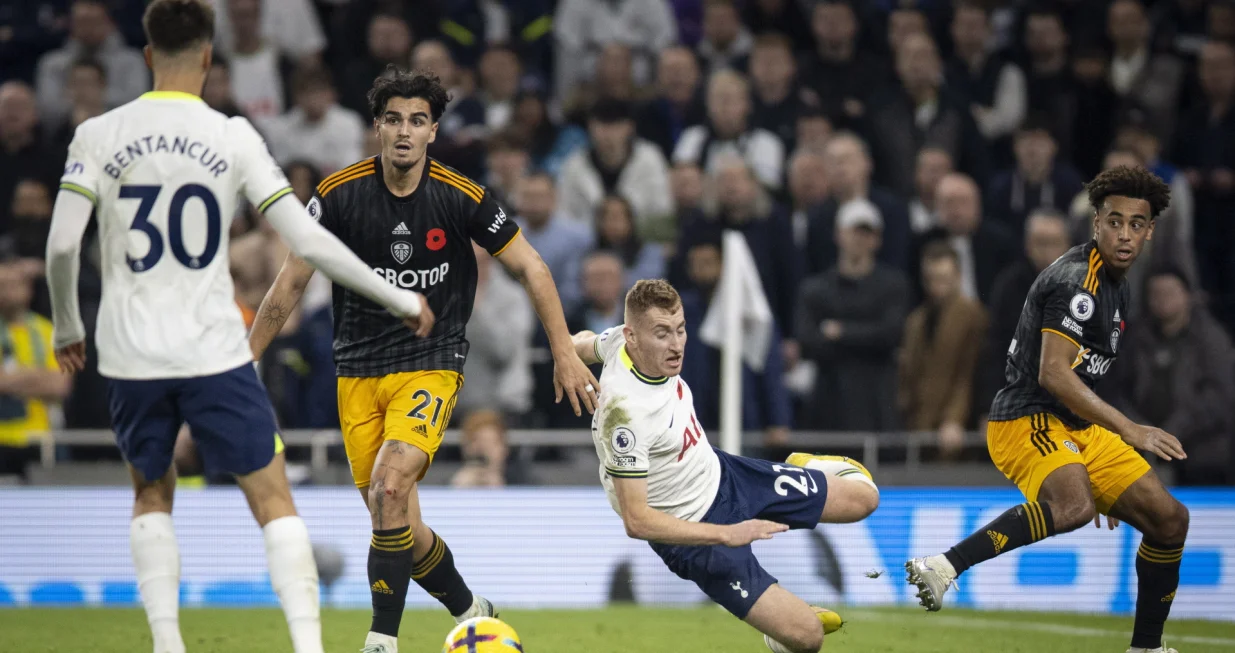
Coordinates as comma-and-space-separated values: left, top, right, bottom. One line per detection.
842, 610, 1235, 647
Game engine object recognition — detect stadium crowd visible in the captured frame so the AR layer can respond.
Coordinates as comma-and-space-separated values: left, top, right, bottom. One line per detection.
1, 0, 1233, 485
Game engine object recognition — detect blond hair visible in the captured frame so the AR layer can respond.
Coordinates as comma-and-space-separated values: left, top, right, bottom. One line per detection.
624, 279, 682, 323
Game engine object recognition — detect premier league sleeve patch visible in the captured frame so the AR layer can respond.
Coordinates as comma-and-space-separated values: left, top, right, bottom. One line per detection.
611, 427, 636, 454
1069, 292, 1096, 322
306, 196, 322, 221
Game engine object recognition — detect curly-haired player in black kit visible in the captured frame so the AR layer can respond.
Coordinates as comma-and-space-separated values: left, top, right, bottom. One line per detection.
907, 166, 1190, 653
250, 66, 600, 653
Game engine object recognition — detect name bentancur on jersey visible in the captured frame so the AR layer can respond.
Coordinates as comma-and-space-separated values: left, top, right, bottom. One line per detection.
94, 134, 232, 179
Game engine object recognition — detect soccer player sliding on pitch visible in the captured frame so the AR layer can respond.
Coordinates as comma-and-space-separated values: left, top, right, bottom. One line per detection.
572, 279, 880, 653
906, 168, 1190, 653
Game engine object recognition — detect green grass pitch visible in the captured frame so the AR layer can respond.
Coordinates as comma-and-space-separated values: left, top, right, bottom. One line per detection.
2, 606, 1233, 652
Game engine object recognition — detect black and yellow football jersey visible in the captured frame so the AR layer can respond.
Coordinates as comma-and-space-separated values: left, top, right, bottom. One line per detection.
308, 156, 520, 376
989, 241, 1129, 429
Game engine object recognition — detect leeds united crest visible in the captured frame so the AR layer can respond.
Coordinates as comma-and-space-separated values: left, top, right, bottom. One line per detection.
391, 241, 411, 264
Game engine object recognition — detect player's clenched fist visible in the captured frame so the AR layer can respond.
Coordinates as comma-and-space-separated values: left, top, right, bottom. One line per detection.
400, 292, 435, 338
722, 519, 789, 547
1121, 424, 1187, 461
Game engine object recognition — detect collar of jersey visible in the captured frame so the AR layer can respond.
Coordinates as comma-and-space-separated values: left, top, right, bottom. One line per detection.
620, 345, 669, 385
140, 91, 204, 103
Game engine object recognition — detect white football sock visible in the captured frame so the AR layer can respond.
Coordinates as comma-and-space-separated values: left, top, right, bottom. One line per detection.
801, 459, 879, 492
263, 516, 324, 653
130, 512, 185, 653
764, 633, 817, 653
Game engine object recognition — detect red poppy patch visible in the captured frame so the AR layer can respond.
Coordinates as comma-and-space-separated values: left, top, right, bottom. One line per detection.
426, 228, 446, 251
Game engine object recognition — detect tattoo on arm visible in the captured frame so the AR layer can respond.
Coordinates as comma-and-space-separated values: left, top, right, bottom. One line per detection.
261, 300, 290, 329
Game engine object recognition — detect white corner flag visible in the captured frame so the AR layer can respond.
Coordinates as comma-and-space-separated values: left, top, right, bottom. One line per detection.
699, 230, 774, 454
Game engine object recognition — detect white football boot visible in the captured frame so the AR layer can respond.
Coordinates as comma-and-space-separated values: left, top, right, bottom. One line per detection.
360, 631, 397, 653
454, 595, 497, 624
1126, 647, 1179, 653
904, 554, 959, 612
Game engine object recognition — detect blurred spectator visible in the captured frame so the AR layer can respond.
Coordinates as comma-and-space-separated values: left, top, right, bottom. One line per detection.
258, 301, 336, 429
34, 0, 146, 129
749, 33, 813, 153
804, 132, 911, 274
794, 106, 834, 153
1068, 44, 1121, 179
670, 161, 706, 215
413, 40, 486, 145
262, 66, 364, 175
697, 0, 752, 74
214, 0, 325, 66
563, 42, 647, 123
458, 243, 534, 420
946, 1, 1026, 148
48, 58, 107, 163
285, 160, 322, 206
674, 69, 785, 191
866, 32, 989, 197
572, 250, 626, 337
899, 241, 988, 458
506, 90, 587, 178
0, 81, 57, 234
909, 146, 954, 234
224, 0, 293, 121
690, 156, 800, 333
1115, 123, 1196, 277
484, 131, 531, 206
886, 6, 929, 59
202, 57, 242, 118
0, 258, 70, 481
339, 13, 413, 118
594, 194, 665, 292
980, 209, 1073, 419
1174, 40, 1235, 328
514, 173, 593, 312
1111, 268, 1235, 486
0, 2, 69, 85
478, 45, 523, 133
433, 0, 555, 79
553, 0, 677, 104
800, 0, 887, 128
918, 173, 1018, 305
742, 0, 813, 53
8, 179, 52, 263
786, 149, 828, 251
1107, 0, 1185, 146
985, 118, 1085, 237
795, 198, 909, 431
1213, 1, 1235, 42
558, 99, 673, 240
635, 46, 706, 159
451, 410, 534, 487
678, 239, 792, 446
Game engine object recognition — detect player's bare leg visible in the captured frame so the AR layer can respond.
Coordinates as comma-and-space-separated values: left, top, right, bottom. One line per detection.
746, 584, 841, 653
235, 453, 324, 653
784, 454, 880, 523
129, 465, 185, 653
907, 464, 1094, 611
1107, 469, 1189, 653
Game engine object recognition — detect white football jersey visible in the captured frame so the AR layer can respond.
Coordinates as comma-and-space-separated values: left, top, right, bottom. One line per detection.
59, 91, 295, 379
591, 326, 721, 522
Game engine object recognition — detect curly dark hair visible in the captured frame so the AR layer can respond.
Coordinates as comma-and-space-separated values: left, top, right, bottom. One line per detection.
366, 65, 452, 122
1086, 165, 1171, 219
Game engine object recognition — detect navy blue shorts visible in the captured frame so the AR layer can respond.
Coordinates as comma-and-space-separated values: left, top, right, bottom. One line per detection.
650, 448, 829, 618
107, 363, 281, 483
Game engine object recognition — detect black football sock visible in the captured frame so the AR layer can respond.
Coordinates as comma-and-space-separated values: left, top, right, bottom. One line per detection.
368, 526, 414, 636
1131, 539, 1183, 650
944, 502, 1056, 575
412, 530, 475, 617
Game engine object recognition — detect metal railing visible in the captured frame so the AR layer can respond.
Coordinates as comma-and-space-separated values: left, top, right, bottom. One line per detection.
33, 428, 987, 476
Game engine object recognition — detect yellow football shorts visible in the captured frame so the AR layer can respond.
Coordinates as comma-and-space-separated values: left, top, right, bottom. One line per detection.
987, 413, 1151, 514
337, 370, 463, 488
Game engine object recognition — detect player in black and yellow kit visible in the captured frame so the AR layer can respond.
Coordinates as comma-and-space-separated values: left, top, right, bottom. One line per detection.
250, 68, 599, 653
906, 167, 1190, 653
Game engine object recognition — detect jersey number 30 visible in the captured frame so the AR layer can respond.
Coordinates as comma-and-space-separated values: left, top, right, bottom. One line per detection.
120, 184, 221, 272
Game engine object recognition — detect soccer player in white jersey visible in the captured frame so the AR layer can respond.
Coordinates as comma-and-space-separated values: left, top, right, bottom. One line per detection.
43, 2, 434, 653
571, 279, 881, 653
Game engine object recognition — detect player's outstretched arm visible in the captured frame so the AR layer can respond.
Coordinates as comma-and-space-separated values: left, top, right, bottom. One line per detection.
1039, 331, 1187, 460
45, 189, 94, 373
612, 477, 787, 547
249, 252, 316, 361
571, 331, 600, 366
496, 233, 599, 415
